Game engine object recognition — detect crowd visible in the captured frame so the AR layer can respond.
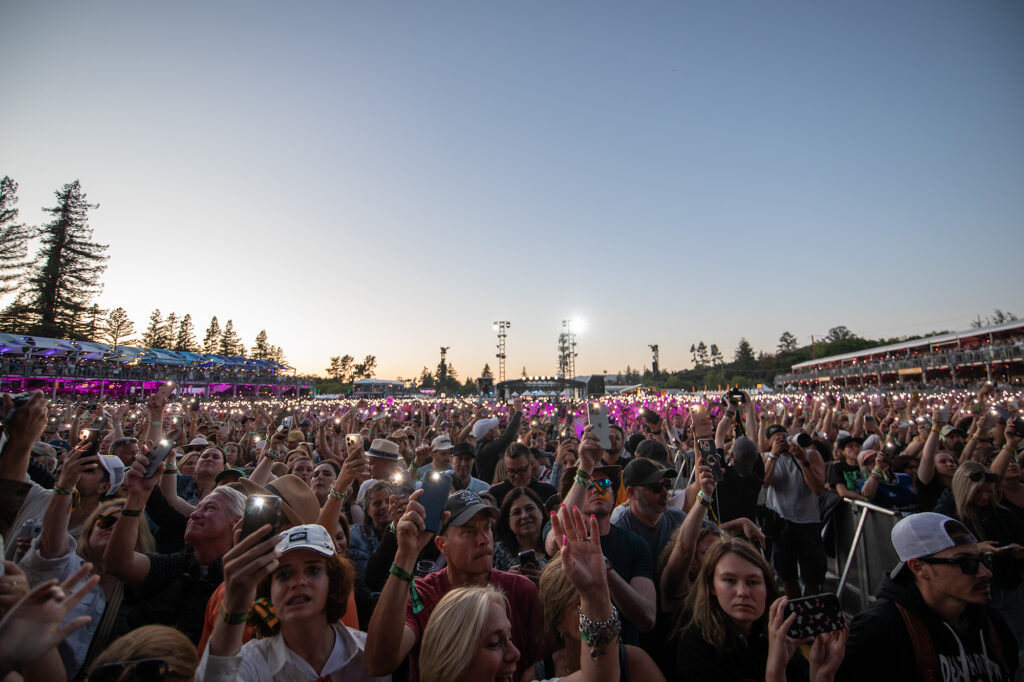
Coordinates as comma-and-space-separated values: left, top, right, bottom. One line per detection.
0, 382, 1022, 681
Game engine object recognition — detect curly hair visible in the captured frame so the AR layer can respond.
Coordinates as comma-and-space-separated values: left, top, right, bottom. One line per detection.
252, 552, 355, 637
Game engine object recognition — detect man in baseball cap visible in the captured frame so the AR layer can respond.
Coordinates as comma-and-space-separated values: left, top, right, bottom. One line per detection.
839, 512, 1018, 681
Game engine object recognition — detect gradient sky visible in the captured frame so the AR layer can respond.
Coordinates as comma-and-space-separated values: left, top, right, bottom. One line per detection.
2, 1, 1022, 379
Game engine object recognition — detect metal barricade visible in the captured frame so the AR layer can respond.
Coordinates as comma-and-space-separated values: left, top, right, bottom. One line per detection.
826, 499, 903, 614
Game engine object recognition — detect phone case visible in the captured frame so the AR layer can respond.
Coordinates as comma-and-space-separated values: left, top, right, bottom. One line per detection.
420, 473, 453, 533
785, 593, 845, 639
696, 438, 723, 483
588, 404, 612, 449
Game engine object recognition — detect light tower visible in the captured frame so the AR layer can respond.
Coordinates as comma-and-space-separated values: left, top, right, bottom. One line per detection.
493, 321, 510, 383
439, 346, 450, 385
649, 344, 660, 378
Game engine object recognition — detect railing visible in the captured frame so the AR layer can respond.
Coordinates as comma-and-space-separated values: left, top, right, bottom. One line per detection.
825, 499, 902, 613
0, 360, 304, 387
776, 342, 1024, 386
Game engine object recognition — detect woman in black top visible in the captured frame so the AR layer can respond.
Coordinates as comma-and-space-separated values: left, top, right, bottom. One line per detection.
675, 537, 846, 682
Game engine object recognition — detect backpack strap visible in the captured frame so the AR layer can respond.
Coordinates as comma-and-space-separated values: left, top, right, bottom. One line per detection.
895, 602, 938, 682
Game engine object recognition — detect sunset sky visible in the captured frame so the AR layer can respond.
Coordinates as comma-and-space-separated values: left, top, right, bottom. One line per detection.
2, 1, 1022, 378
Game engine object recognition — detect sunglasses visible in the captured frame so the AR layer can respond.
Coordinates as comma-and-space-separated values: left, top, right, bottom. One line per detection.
968, 471, 999, 483
588, 478, 613, 494
94, 511, 121, 530
88, 658, 169, 682
916, 553, 993, 575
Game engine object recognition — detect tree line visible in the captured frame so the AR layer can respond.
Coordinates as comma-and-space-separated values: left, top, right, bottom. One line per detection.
0, 176, 287, 363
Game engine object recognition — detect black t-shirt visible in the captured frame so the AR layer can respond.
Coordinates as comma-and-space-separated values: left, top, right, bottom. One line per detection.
914, 474, 948, 513
488, 478, 557, 507
828, 460, 864, 493
600, 524, 653, 646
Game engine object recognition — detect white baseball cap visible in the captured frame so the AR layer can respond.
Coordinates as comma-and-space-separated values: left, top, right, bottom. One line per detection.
276, 523, 335, 558
430, 435, 453, 451
890, 512, 977, 578
472, 418, 499, 440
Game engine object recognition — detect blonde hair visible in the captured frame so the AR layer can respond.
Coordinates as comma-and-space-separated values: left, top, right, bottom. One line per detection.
538, 553, 578, 639
420, 586, 508, 682
79, 499, 156, 568
89, 625, 197, 682
952, 461, 997, 540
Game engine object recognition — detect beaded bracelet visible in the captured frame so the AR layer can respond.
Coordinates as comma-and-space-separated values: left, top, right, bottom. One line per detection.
574, 469, 593, 488
54, 485, 76, 496
579, 605, 621, 659
163, 467, 178, 474
328, 488, 347, 502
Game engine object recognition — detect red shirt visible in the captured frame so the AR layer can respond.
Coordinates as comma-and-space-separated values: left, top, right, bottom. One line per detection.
405, 568, 546, 681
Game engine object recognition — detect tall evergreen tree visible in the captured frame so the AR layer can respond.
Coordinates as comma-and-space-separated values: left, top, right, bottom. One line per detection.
0, 176, 31, 296
142, 309, 164, 348
251, 329, 270, 360
84, 303, 107, 341
203, 316, 221, 354
101, 307, 135, 347
734, 338, 756, 367
777, 331, 798, 354
696, 341, 710, 367
24, 180, 108, 338
268, 345, 287, 366
175, 314, 199, 352
0, 293, 34, 334
480, 363, 493, 378
220, 319, 242, 356
163, 312, 179, 350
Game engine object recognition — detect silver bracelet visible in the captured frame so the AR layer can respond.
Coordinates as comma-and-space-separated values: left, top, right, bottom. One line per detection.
578, 604, 620, 659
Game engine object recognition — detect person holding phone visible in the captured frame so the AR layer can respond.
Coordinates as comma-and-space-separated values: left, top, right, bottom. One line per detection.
198, 523, 381, 681
676, 536, 847, 682
364, 489, 545, 680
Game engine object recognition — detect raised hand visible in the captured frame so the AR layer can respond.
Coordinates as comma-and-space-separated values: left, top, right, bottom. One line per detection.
550, 504, 608, 600
221, 526, 281, 613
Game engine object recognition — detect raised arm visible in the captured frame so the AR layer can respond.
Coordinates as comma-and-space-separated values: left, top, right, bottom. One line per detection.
37, 445, 96, 559
660, 459, 713, 609
546, 426, 601, 556
102, 452, 159, 587
917, 409, 945, 485
992, 422, 1022, 480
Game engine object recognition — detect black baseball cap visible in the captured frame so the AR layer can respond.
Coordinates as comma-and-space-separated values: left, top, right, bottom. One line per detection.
444, 490, 499, 527
766, 425, 787, 439
623, 458, 676, 487
451, 442, 475, 458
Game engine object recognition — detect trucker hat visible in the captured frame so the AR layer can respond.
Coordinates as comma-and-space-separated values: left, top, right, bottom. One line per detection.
890, 512, 978, 578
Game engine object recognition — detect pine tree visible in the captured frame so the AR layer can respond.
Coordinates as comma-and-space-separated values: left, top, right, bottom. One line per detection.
777, 331, 798, 354
175, 314, 199, 352
710, 344, 723, 366
353, 355, 377, 379
418, 366, 436, 388
101, 307, 135, 347
203, 316, 221, 354
268, 345, 287, 366
0, 177, 31, 297
251, 330, 271, 360
734, 338, 756, 367
696, 342, 710, 367
142, 309, 165, 348
0, 293, 34, 334
23, 181, 108, 338
162, 313, 178, 350
220, 319, 242, 356
481, 363, 493, 378
689, 344, 697, 367
84, 303, 107, 341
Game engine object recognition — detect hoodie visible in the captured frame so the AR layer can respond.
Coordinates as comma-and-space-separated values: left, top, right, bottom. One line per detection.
837, 575, 1018, 682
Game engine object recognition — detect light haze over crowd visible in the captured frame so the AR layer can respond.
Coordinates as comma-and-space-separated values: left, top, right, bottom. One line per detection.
2, 1, 1022, 379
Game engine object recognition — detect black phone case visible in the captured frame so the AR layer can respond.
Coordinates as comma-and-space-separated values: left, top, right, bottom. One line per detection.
241, 496, 282, 540
785, 593, 845, 639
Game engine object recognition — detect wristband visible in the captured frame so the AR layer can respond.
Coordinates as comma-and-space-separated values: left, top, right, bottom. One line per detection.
53, 485, 76, 496
163, 467, 178, 474
218, 604, 250, 625
931, 427, 941, 434
120, 508, 144, 517
696, 490, 714, 508
389, 563, 424, 613
765, 453, 777, 462
328, 487, 347, 502
574, 470, 593, 488
150, 420, 163, 425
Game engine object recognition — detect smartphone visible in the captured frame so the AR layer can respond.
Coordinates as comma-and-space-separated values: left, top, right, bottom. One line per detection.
81, 418, 107, 457
144, 440, 174, 479
784, 593, 845, 639
345, 433, 362, 449
935, 406, 950, 424
419, 472, 452, 534
993, 406, 1013, 422
240, 495, 282, 541
517, 549, 539, 570
587, 403, 612, 449
696, 438, 723, 483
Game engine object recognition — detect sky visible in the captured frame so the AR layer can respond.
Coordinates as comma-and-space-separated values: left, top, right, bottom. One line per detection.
2, 1, 1022, 380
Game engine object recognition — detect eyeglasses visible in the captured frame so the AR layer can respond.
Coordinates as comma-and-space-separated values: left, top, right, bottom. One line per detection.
916, 553, 993, 575
506, 465, 531, 476
88, 658, 169, 682
94, 510, 121, 529
643, 481, 671, 493
968, 471, 999, 483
